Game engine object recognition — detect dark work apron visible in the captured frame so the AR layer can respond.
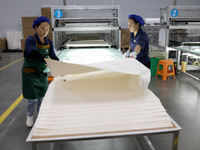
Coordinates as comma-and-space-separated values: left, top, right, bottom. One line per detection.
22, 36, 50, 99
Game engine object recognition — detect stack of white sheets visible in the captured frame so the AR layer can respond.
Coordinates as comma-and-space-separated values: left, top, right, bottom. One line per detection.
32, 59, 173, 139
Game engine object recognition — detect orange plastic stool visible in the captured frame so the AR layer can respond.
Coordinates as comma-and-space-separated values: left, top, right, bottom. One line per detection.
156, 59, 175, 80
48, 76, 54, 82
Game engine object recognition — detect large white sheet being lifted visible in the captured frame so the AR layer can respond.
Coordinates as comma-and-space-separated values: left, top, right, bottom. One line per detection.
32, 59, 173, 139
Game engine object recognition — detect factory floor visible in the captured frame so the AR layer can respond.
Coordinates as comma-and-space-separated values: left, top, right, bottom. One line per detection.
0, 51, 200, 150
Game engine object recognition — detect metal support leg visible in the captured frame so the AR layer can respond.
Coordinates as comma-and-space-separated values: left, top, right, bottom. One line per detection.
177, 50, 181, 74
135, 136, 155, 150
49, 143, 55, 150
32, 142, 54, 150
143, 136, 156, 150
172, 131, 179, 150
32, 142, 37, 150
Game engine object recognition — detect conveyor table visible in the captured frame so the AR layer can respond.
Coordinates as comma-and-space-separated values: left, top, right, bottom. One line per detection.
26, 118, 181, 150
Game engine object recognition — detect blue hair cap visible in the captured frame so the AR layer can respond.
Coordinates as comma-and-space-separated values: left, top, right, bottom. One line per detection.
32, 16, 50, 29
128, 14, 145, 26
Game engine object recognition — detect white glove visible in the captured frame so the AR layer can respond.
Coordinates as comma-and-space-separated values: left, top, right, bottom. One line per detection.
123, 51, 130, 58
129, 52, 137, 58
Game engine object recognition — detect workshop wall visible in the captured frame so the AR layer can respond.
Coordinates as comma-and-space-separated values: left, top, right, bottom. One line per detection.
0, 0, 200, 38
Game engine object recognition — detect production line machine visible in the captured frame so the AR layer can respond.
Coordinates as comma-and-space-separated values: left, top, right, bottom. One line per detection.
51, 5, 123, 64
155, 5, 200, 81
175, 43, 200, 81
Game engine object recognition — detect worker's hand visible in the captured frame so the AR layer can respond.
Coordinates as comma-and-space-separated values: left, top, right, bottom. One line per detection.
129, 52, 137, 58
123, 50, 130, 58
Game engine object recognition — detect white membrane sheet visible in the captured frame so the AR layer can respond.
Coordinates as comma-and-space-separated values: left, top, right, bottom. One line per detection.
65, 39, 111, 47
32, 59, 173, 139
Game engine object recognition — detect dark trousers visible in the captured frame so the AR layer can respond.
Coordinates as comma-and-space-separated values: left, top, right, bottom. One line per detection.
144, 61, 151, 69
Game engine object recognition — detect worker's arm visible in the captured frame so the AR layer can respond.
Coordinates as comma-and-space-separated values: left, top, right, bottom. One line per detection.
134, 45, 142, 54
130, 45, 142, 58
128, 45, 132, 52
48, 39, 60, 61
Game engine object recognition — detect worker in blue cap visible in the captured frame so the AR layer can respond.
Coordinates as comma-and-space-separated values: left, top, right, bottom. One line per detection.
22, 16, 59, 127
124, 14, 150, 69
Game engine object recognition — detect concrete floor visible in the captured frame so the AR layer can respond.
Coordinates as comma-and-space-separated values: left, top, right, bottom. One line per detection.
0, 51, 200, 150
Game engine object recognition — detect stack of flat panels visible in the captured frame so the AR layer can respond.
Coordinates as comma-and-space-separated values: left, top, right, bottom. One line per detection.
31, 59, 173, 139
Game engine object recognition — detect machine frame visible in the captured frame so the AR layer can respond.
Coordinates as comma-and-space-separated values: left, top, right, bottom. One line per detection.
50, 5, 121, 51
27, 117, 181, 150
